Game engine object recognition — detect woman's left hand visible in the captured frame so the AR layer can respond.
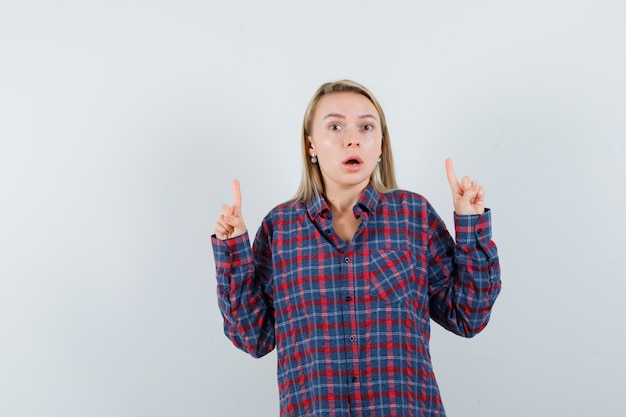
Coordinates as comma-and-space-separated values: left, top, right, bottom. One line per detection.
445, 158, 485, 215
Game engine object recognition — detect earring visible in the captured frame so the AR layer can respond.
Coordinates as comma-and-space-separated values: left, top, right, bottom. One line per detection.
378, 157, 382, 163
311, 155, 318, 164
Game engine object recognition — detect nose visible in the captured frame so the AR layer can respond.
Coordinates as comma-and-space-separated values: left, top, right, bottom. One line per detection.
345, 127, 360, 147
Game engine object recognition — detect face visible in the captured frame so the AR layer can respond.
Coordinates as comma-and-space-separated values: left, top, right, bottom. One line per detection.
307, 92, 383, 193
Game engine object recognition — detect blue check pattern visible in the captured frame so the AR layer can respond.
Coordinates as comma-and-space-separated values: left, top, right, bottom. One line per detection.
212, 184, 501, 417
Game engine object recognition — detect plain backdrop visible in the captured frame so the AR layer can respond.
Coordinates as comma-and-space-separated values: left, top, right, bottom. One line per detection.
1, 1, 625, 416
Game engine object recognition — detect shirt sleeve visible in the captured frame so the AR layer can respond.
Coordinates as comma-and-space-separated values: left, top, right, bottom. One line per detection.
427, 208, 501, 337
211, 229, 275, 357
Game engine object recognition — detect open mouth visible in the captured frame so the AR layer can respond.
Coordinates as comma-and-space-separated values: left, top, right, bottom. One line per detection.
342, 156, 363, 166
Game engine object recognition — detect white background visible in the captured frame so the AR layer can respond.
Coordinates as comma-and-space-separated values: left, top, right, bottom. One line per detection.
1, 1, 625, 416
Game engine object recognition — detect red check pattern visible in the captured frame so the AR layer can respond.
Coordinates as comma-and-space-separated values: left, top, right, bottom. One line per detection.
211, 184, 501, 417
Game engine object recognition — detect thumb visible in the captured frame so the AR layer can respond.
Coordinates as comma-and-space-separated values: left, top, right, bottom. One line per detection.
221, 204, 236, 225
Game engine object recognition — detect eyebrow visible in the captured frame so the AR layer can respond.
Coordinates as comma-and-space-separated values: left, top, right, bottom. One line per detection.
323, 113, 379, 120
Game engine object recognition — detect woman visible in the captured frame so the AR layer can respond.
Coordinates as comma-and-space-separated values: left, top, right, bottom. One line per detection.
212, 80, 501, 417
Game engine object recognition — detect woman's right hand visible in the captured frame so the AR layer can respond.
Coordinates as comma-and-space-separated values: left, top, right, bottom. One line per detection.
214, 179, 247, 240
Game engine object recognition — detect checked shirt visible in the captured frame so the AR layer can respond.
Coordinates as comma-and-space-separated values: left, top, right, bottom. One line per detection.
211, 184, 501, 417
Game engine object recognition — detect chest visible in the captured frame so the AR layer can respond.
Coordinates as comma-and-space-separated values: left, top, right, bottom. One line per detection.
332, 212, 362, 244
268, 216, 430, 314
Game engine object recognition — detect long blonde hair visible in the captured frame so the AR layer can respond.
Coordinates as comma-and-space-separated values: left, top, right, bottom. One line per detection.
293, 80, 398, 202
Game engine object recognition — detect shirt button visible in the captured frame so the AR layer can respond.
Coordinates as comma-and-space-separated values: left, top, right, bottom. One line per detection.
344, 256, 350, 263
325, 228, 331, 234
351, 376, 357, 383
345, 296, 352, 302
349, 336, 355, 342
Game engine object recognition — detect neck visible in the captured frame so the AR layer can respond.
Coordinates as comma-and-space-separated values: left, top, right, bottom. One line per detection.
325, 184, 367, 214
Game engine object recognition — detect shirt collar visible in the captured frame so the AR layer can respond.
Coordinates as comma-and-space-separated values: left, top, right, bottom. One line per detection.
306, 183, 380, 220
354, 183, 380, 217
306, 190, 330, 220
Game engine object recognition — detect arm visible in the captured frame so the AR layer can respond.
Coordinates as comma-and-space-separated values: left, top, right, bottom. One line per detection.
427, 207, 501, 337
211, 180, 275, 357
427, 159, 502, 336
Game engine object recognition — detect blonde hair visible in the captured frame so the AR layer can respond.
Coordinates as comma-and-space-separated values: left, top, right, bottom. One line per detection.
293, 80, 398, 202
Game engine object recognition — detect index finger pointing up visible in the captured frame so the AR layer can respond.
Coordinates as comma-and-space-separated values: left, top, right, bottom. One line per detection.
445, 158, 460, 190
231, 179, 242, 217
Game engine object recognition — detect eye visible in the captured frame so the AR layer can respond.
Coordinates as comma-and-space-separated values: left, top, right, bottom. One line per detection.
363, 124, 373, 131
329, 123, 341, 131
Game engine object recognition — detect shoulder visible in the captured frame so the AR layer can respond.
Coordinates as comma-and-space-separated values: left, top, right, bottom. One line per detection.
261, 199, 306, 225
253, 199, 305, 246
380, 188, 431, 209
378, 189, 443, 224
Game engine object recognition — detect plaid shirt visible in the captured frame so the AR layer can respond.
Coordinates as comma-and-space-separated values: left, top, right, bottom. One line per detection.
211, 184, 501, 417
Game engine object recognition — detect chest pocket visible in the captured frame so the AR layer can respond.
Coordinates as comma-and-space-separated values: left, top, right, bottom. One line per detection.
369, 249, 417, 304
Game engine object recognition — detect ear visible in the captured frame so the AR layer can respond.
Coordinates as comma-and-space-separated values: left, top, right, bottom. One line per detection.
307, 136, 316, 156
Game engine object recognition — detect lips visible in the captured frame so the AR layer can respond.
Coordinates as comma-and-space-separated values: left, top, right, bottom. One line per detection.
341, 155, 364, 172
342, 155, 363, 166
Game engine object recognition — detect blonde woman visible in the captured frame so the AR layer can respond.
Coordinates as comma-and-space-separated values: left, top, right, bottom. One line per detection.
212, 80, 501, 417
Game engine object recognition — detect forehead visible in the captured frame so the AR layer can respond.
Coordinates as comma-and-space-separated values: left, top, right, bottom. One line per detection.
314, 92, 379, 119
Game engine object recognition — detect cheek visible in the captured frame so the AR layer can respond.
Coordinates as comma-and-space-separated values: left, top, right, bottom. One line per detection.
318, 138, 341, 152
363, 136, 383, 151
